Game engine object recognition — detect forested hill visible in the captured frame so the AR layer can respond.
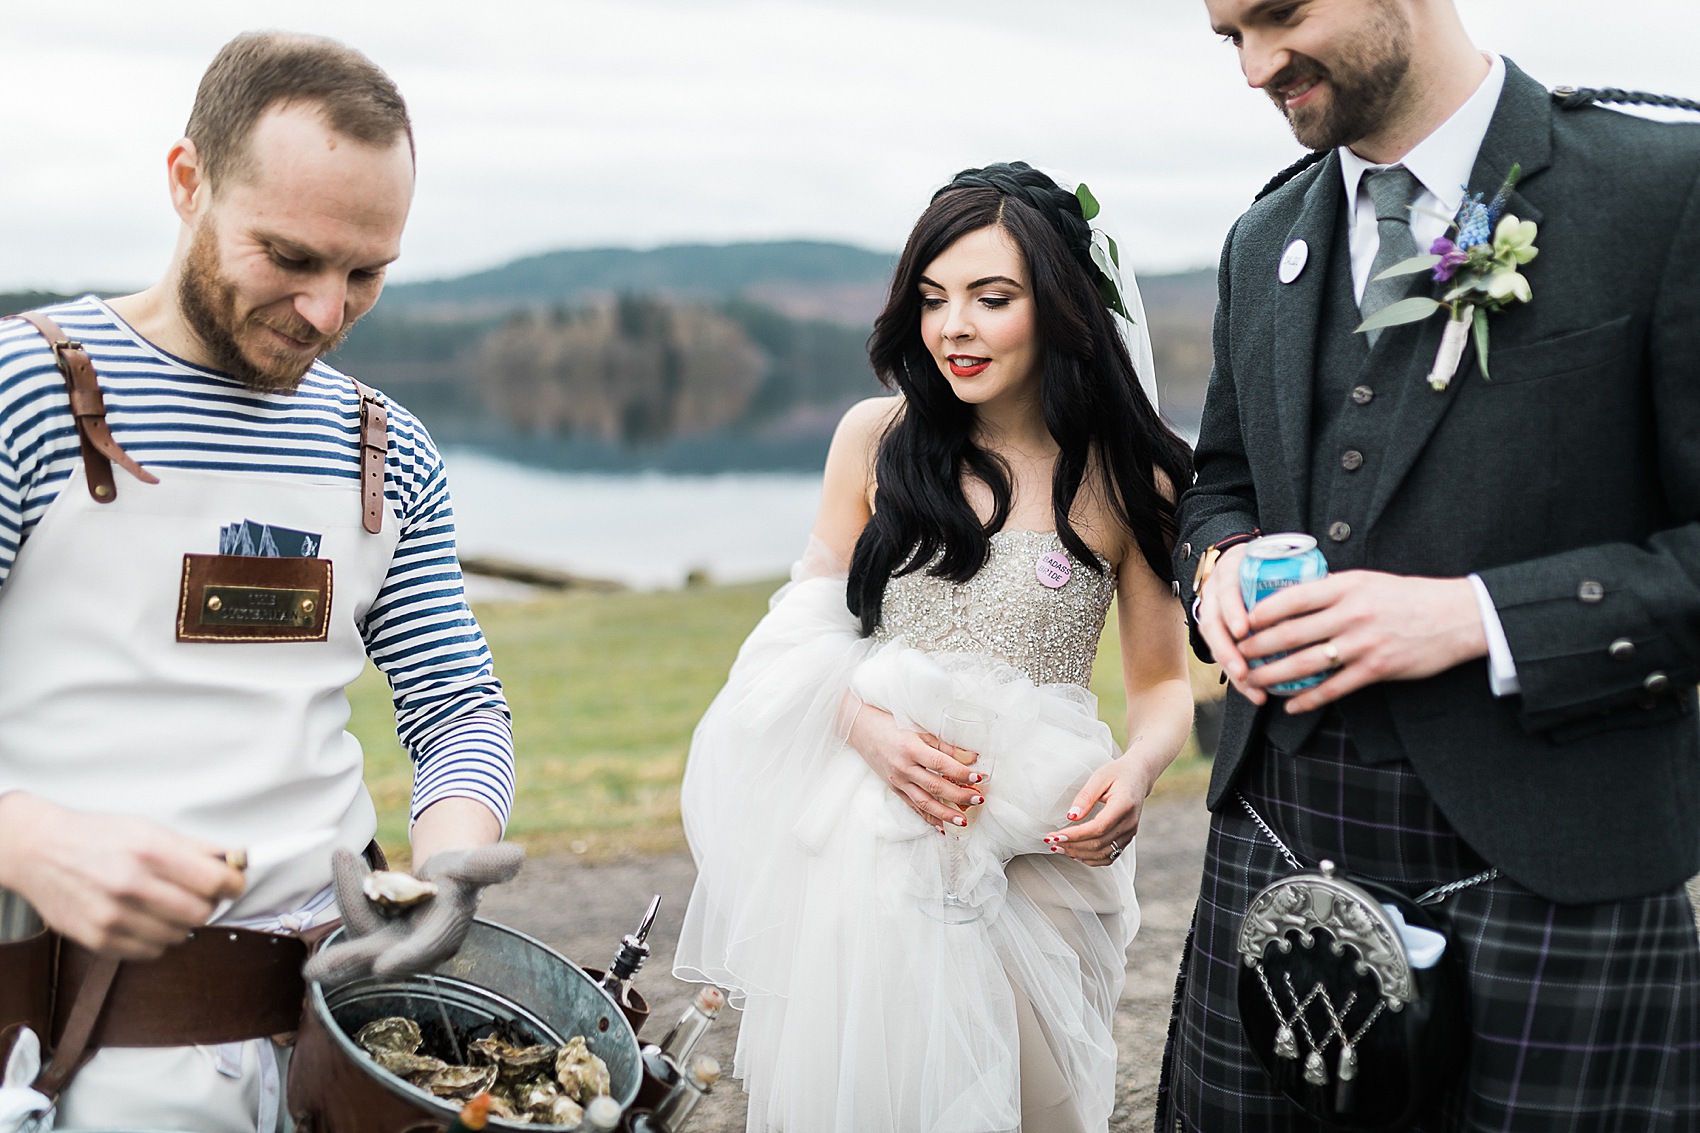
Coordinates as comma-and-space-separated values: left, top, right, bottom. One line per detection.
385, 240, 898, 324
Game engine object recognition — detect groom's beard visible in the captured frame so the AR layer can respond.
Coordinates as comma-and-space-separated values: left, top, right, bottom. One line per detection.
1263, 11, 1412, 151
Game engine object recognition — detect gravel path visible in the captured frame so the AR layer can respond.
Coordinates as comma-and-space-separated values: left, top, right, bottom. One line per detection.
478, 791, 1214, 1133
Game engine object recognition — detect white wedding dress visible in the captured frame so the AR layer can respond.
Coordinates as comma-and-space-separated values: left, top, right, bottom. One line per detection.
674, 530, 1138, 1133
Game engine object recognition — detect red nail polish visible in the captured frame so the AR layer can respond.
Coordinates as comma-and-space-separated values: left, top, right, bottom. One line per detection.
953, 816, 966, 827
1067, 810, 1081, 821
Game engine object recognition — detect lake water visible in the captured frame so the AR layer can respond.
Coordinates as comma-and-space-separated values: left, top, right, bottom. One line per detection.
443, 449, 823, 592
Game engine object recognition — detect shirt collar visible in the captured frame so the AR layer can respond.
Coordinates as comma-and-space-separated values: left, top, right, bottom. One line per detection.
1338, 53, 1507, 219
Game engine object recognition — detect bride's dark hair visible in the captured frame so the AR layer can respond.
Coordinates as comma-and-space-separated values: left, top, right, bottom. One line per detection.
847, 161, 1193, 636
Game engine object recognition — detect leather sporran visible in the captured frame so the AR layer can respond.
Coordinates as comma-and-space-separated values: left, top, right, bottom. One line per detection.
1235, 861, 1465, 1130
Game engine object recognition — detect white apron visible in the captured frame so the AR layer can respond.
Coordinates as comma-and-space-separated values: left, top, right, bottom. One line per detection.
0, 452, 399, 1131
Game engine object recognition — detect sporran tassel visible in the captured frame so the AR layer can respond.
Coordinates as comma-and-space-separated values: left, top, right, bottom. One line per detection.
1303, 1050, 1328, 1087
1275, 1024, 1298, 1061
1337, 1041, 1358, 1082
1334, 1040, 1359, 1112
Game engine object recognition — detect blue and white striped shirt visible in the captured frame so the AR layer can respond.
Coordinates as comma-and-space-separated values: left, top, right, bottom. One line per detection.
0, 297, 514, 828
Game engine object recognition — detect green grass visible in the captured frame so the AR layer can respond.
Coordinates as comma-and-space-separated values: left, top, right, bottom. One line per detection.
350, 581, 1215, 862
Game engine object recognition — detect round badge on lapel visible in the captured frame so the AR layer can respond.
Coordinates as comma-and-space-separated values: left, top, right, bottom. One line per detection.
1279, 240, 1310, 284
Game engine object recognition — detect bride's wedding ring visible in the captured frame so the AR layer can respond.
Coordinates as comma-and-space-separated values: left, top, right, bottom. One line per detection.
1323, 641, 1341, 666
1108, 839, 1122, 860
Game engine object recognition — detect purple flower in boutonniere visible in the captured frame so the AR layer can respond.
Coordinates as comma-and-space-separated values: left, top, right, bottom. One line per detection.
1429, 237, 1471, 283
1355, 163, 1537, 391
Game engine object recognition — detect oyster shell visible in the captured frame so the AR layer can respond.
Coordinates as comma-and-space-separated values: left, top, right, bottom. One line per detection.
416, 1062, 499, 1099
355, 1016, 423, 1055
469, 1035, 558, 1087
361, 870, 440, 912
555, 1035, 611, 1102
516, 1077, 561, 1117
549, 1095, 585, 1126
487, 1094, 531, 1124
371, 1049, 446, 1077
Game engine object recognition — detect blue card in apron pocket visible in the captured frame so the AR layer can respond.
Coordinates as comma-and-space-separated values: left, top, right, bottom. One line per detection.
220, 520, 323, 558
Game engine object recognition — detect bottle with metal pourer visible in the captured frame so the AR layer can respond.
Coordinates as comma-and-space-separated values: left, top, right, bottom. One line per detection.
630, 1056, 721, 1132
600, 894, 661, 1024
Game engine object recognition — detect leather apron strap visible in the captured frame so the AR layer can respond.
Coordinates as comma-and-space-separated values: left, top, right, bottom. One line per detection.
33, 955, 118, 1100
9, 312, 158, 502
353, 380, 387, 535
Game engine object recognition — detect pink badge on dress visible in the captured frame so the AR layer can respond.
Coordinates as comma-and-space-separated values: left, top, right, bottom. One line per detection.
1036, 550, 1072, 589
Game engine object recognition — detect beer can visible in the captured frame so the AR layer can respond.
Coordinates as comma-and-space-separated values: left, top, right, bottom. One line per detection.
1239, 533, 1330, 696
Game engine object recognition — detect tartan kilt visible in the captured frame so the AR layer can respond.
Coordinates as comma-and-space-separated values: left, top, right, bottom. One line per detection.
1157, 715, 1700, 1132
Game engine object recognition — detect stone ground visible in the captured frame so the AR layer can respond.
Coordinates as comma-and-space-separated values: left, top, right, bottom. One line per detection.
479, 792, 1214, 1133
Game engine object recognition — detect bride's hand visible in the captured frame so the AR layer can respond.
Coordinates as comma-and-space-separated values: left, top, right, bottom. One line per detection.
846, 705, 983, 833
1044, 751, 1162, 867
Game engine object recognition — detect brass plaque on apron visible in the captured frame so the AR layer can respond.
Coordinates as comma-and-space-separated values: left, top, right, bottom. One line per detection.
176, 553, 333, 643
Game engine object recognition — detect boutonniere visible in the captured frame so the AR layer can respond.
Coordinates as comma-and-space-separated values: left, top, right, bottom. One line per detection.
1354, 164, 1539, 391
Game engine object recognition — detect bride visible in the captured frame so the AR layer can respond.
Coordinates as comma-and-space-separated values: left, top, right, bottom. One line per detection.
674, 162, 1195, 1132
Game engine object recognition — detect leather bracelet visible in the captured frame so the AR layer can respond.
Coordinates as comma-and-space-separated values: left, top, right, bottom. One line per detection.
1192, 531, 1261, 594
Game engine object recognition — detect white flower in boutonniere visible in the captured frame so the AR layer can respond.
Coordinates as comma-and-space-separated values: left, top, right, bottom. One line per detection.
1355, 164, 1539, 391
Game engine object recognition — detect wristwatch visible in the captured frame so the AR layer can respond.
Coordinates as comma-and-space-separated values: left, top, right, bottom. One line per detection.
1192, 532, 1261, 594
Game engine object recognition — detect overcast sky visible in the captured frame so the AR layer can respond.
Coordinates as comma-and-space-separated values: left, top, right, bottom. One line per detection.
3, 1, 1696, 291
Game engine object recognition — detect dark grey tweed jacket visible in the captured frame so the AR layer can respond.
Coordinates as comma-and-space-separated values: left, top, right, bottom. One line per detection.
1175, 60, 1700, 904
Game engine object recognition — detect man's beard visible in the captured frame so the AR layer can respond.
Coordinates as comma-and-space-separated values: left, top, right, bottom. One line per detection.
177, 224, 350, 394
1264, 8, 1412, 151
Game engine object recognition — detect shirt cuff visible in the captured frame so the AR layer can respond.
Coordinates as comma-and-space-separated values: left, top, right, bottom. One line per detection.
1467, 573, 1520, 697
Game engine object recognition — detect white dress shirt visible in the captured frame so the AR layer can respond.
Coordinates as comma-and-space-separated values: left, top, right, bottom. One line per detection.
1336, 53, 1521, 697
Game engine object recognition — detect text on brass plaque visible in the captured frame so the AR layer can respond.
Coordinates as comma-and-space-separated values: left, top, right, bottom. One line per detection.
200, 585, 322, 629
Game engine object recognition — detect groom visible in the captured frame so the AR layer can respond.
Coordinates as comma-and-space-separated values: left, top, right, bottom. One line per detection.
1164, 0, 1700, 1128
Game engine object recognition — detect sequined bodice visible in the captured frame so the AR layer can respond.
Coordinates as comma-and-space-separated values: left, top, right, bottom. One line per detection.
871, 529, 1115, 687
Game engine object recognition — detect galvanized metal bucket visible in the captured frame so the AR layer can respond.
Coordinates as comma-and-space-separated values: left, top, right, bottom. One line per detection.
289, 919, 642, 1132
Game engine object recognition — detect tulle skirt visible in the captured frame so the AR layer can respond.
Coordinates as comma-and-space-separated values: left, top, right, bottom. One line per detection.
675, 557, 1138, 1133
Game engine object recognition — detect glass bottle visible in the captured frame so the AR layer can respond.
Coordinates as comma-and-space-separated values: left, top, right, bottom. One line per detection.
658, 985, 724, 1064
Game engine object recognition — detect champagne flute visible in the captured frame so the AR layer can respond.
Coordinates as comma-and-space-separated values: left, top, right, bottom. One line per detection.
919, 701, 998, 925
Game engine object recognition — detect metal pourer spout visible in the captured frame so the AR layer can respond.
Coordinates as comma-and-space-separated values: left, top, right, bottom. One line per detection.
608, 894, 662, 984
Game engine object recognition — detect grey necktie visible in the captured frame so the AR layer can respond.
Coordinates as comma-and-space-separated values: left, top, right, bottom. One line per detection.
1359, 166, 1424, 347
